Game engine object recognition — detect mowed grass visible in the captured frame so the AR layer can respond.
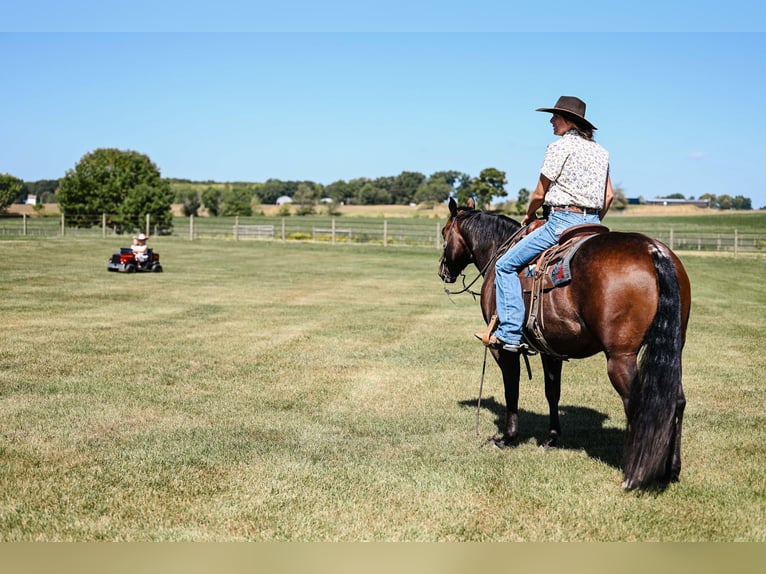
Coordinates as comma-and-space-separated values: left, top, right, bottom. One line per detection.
0, 237, 764, 541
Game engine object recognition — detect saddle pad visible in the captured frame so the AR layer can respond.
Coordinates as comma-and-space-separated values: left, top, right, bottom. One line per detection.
524, 233, 597, 288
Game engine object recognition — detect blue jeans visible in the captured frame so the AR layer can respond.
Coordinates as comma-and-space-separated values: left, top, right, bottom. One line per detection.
494, 209, 600, 344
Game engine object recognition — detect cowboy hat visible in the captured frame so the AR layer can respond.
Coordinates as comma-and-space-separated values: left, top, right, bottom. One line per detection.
137, 233, 147, 241
536, 96, 597, 131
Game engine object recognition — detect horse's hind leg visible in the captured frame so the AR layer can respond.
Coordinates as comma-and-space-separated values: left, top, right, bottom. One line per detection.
541, 355, 563, 447
605, 352, 637, 414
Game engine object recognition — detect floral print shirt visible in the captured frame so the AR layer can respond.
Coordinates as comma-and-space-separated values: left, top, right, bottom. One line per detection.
541, 130, 610, 210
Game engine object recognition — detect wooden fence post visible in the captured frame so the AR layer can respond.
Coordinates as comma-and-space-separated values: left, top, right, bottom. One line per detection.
383, 220, 388, 247
189, 214, 195, 241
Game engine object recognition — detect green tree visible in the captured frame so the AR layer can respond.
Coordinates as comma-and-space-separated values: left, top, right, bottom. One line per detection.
201, 186, 223, 216
325, 180, 354, 204
611, 184, 629, 211
58, 148, 171, 229
717, 194, 733, 210
390, 171, 425, 205
472, 167, 507, 208
455, 174, 475, 205
256, 179, 298, 204
515, 187, 531, 215
177, 188, 201, 217
119, 182, 175, 233
221, 185, 254, 216
0, 173, 24, 212
293, 182, 318, 215
413, 177, 452, 205
732, 195, 752, 210
358, 182, 391, 205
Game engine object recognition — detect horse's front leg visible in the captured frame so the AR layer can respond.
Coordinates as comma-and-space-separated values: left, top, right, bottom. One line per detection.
541, 355, 563, 447
493, 349, 521, 447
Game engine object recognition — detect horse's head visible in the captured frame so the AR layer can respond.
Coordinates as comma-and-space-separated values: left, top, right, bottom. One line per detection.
438, 197, 475, 283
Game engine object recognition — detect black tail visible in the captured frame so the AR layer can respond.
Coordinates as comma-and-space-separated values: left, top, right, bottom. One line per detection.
622, 245, 683, 490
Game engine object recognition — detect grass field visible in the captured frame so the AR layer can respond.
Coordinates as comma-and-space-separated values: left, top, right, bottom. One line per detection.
1, 235, 764, 541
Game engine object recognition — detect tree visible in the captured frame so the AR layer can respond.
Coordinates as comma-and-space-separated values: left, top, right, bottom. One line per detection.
390, 171, 426, 205
201, 186, 223, 216
293, 182, 318, 215
325, 180, 354, 204
177, 188, 201, 217
611, 184, 629, 211
472, 167, 507, 208
119, 182, 175, 233
732, 195, 752, 210
455, 174, 475, 205
220, 185, 254, 216
358, 182, 391, 205
58, 148, 171, 230
0, 173, 24, 212
413, 175, 453, 205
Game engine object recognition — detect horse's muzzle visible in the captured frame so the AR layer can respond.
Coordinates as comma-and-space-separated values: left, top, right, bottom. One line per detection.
438, 260, 457, 283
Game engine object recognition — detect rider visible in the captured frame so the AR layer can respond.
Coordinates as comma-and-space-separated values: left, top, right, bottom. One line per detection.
131, 233, 150, 267
481, 96, 614, 352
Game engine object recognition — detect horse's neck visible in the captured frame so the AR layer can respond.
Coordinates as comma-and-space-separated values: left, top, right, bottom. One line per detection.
463, 213, 520, 276
470, 240, 502, 277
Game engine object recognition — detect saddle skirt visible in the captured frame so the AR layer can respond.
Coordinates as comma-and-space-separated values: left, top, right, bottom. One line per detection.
519, 223, 607, 293
516, 223, 608, 358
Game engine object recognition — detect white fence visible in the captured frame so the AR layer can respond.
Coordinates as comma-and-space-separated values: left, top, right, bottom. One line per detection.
2, 213, 764, 255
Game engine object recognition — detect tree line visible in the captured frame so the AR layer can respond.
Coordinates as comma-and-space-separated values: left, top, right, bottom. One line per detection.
170, 167, 513, 218
1, 148, 758, 227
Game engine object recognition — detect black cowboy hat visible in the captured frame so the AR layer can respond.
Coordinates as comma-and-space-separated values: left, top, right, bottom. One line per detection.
536, 95, 597, 131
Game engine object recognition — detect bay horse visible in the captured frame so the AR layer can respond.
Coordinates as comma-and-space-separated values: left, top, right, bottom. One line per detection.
438, 198, 691, 490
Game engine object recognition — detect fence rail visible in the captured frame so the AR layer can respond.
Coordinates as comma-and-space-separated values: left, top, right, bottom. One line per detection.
2, 213, 764, 254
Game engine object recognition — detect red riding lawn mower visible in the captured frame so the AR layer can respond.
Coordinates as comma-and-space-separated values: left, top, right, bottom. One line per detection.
107, 248, 163, 273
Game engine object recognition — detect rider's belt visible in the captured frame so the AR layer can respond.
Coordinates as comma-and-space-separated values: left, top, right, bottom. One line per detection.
551, 205, 600, 215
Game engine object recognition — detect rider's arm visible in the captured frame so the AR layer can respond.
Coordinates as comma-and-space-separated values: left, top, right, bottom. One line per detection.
521, 174, 551, 226
599, 174, 614, 221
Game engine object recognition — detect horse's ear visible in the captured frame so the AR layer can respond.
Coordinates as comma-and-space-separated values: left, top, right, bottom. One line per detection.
448, 197, 458, 217
466, 197, 475, 209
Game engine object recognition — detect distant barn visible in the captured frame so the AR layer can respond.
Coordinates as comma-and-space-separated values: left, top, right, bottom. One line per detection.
628, 197, 710, 207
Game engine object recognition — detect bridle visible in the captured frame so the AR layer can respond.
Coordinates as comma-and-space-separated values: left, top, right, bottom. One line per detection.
441, 220, 526, 300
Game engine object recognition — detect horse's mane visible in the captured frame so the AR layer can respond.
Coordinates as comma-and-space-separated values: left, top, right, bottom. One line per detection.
456, 208, 521, 248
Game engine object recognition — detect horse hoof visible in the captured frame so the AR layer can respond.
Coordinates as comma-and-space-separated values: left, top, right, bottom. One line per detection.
540, 430, 559, 449
622, 478, 640, 491
489, 434, 517, 450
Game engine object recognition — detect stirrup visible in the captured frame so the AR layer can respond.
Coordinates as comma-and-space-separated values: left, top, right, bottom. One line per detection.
474, 315, 499, 346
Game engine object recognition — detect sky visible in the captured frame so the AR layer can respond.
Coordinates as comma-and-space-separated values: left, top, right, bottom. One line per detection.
2, 2, 766, 207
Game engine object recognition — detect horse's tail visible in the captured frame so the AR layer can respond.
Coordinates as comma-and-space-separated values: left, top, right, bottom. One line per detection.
622, 243, 683, 490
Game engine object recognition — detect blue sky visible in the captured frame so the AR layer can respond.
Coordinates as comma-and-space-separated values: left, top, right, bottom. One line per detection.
2, 2, 766, 207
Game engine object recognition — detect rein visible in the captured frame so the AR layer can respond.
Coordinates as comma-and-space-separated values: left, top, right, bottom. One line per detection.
443, 225, 526, 301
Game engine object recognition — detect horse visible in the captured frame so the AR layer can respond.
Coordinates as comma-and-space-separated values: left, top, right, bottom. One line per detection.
438, 198, 691, 490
